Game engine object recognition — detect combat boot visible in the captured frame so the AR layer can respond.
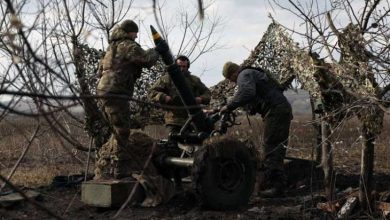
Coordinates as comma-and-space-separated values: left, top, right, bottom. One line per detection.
258, 183, 285, 198
258, 169, 286, 198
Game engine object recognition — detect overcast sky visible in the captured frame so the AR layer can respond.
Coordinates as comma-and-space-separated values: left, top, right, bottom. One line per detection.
127, 0, 375, 87
131, 0, 302, 87
2, 0, 369, 90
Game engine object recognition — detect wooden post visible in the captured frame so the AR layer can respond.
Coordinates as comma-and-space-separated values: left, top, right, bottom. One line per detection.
321, 118, 335, 206
359, 125, 375, 213
309, 96, 322, 163
315, 118, 322, 163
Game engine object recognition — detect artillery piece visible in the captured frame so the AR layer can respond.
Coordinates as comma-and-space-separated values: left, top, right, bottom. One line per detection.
151, 26, 256, 210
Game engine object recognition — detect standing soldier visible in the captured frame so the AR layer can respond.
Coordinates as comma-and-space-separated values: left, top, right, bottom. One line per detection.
95, 19, 166, 179
220, 61, 293, 197
148, 55, 211, 134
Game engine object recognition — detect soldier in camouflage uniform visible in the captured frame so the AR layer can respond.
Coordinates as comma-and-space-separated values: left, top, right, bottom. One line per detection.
148, 55, 211, 133
95, 20, 163, 179
220, 61, 293, 198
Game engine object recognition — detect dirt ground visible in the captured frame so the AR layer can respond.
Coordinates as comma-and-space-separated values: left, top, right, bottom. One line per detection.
1, 115, 390, 219
1, 163, 389, 220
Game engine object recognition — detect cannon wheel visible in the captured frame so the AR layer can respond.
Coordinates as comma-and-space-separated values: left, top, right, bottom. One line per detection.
192, 137, 256, 210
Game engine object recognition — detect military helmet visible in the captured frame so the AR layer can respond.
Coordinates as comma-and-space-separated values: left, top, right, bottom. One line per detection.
222, 61, 239, 79
120, 19, 138, 33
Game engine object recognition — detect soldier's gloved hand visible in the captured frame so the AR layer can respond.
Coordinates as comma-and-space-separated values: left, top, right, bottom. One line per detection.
203, 109, 216, 115
220, 105, 229, 114
195, 97, 202, 104
164, 95, 172, 103
155, 40, 170, 54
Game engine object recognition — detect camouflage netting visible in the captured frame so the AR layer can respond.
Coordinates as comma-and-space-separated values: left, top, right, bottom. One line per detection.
77, 20, 384, 136
130, 63, 165, 127
241, 22, 299, 92
332, 23, 383, 134
74, 43, 105, 95
211, 21, 383, 135
209, 79, 236, 109
73, 42, 110, 150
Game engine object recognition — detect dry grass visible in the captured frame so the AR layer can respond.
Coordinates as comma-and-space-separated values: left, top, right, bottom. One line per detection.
1, 164, 83, 187
288, 115, 390, 174
0, 116, 90, 188
1, 114, 389, 188
224, 114, 390, 174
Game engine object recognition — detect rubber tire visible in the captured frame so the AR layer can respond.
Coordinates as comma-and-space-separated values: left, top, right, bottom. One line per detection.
192, 137, 256, 210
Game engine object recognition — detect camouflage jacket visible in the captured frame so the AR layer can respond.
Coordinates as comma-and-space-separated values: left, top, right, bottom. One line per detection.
97, 27, 159, 96
148, 72, 211, 126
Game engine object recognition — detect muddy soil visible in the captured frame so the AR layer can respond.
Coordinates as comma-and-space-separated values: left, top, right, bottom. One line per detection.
2, 160, 389, 220
2, 116, 390, 219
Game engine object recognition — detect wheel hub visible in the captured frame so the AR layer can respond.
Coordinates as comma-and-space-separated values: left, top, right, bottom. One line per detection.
217, 159, 244, 191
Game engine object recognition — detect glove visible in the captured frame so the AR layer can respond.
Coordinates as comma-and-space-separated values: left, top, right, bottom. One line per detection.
195, 97, 202, 104
155, 40, 170, 54
164, 95, 172, 103
220, 105, 229, 114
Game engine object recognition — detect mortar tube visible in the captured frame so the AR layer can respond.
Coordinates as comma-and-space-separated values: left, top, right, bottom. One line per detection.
150, 25, 212, 133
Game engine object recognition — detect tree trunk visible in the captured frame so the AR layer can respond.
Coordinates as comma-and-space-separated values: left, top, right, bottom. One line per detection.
310, 96, 322, 163
321, 118, 334, 204
359, 125, 375, 213
315, 122, 322, 163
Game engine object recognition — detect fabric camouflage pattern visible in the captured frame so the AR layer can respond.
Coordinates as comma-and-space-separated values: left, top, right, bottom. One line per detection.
95, 131, 157, 179
94, 97, 138, 179
95, 25, 159, 179
97, 26, 159, 95
148, 72, 211, 126
95, 131, 176, 206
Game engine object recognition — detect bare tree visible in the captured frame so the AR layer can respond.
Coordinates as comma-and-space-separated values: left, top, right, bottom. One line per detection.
0, 0, 222, 200
267, 0, 389, 213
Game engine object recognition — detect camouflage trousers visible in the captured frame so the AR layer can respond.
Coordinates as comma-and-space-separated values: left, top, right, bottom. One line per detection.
166, 124, 183, 134
95, 95, 132, 179
261, 102, 292, 185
